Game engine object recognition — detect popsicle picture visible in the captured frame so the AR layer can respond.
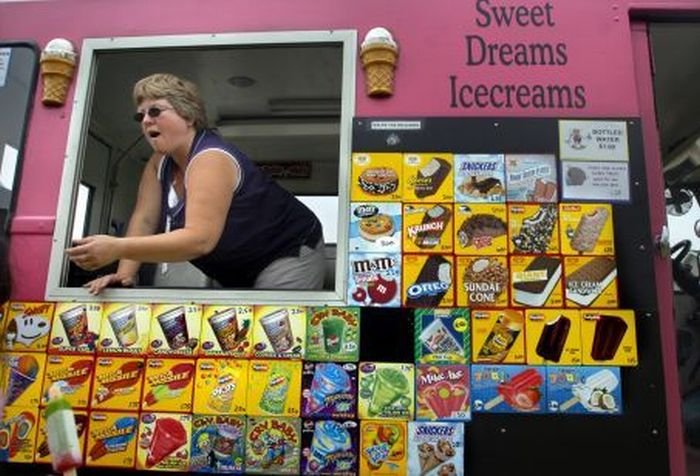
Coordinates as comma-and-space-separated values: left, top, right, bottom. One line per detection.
0, 409, 37, 462
87, 416, 138, 461
422, 381, 469, 419
535, 315, 571, 362
93, 360, 144, 405
5, 354, 39, 406
559, 369, 619, 412
483, 368, 543, 411
143, 362, 195, 408
590, 314, 627, 360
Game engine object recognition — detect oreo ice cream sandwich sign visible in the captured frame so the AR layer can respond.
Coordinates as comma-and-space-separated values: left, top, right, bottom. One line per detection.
403, 255, 454, 307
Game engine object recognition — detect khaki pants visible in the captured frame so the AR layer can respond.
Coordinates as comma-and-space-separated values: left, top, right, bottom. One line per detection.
254, 238, 325, 290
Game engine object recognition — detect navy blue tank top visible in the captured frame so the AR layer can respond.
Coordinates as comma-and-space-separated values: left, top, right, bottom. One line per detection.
159, 129, 322, 287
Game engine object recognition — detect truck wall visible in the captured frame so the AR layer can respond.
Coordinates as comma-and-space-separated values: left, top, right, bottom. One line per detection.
0, 0, 693, 293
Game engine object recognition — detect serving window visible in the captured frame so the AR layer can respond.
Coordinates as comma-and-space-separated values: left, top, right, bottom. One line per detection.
46, 31, 357, 304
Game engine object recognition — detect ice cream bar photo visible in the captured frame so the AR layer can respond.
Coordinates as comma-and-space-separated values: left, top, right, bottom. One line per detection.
571, 207, 609, 253
414, 157, 452, 199
559, 368, 619, 412
405, 255, 452, 308
591, 314, 628, 361
566, 257, 617, 306
413, 205, 452, 249
483, 367, 543, 411
512, 256, 562, 307
535, 315, 571, 362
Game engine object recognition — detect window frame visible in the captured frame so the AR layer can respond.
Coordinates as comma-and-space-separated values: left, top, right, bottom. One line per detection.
46, 30, 356, 305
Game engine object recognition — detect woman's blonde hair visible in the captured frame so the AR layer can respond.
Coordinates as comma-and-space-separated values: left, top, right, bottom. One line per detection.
133, 73, 208, 130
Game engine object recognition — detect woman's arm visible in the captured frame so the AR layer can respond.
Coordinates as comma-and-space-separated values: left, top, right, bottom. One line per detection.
67, 149, 236, 268
70, 152, 164, 293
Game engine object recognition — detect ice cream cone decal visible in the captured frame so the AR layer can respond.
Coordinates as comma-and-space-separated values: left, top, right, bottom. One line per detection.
40, 38, 77, 107
360, 27, 399, 97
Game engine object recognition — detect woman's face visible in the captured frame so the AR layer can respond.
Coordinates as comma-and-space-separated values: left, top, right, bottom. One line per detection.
136, 98, 192, 155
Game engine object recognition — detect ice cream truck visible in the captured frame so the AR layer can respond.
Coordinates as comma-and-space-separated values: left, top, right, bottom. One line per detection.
0, 0, 698, 474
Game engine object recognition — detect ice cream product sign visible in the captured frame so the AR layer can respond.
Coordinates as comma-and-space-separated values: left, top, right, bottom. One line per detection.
86, 412, 138, 468
142, 359, 195, 412
245, 416, 301, 474
200, 305, 253, 357
301, 419, 358, 475
301, 362, 357, 419
0, 406, 38, 463
91, 357, 145, 411
415, 308, 470, 364
193, 358, 248, 415
190, 415, 246, 473
359, 420, 407, 475
98, 303, 152, 355
136, 412, 191, 471
3, 302, 54, 351
50, 302, 102, 353
471, 365, 546, 414
247, 360, 302, 417
252, 306, 306, 359
358, 362, 414, 420
2, 352, 46, 408
149, 304, 201, 356
547, 366, 622, 415
407, 421, 464, 476
306, 307, 360, 362
348, 252, 401, 307
416, 365, 470, 421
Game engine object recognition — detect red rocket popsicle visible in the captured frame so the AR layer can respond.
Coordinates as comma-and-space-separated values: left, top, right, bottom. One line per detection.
483, 368, 543, 411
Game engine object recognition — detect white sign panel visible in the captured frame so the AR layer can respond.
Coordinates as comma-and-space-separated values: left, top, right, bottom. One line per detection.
0, 48, 10, 87
561, 160, 630, 202
559, 120, 629, 162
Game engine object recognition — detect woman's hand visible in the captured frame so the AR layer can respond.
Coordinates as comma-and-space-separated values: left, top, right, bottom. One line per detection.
82, 273, 135, 295
66, 235, 122, 271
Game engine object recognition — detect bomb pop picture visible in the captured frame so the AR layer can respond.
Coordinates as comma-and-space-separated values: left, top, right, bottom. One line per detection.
472, 365, 546, 414
550, 367, 622, 414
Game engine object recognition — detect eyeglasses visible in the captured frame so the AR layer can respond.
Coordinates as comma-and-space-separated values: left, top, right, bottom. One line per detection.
133, 106, 172, 122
